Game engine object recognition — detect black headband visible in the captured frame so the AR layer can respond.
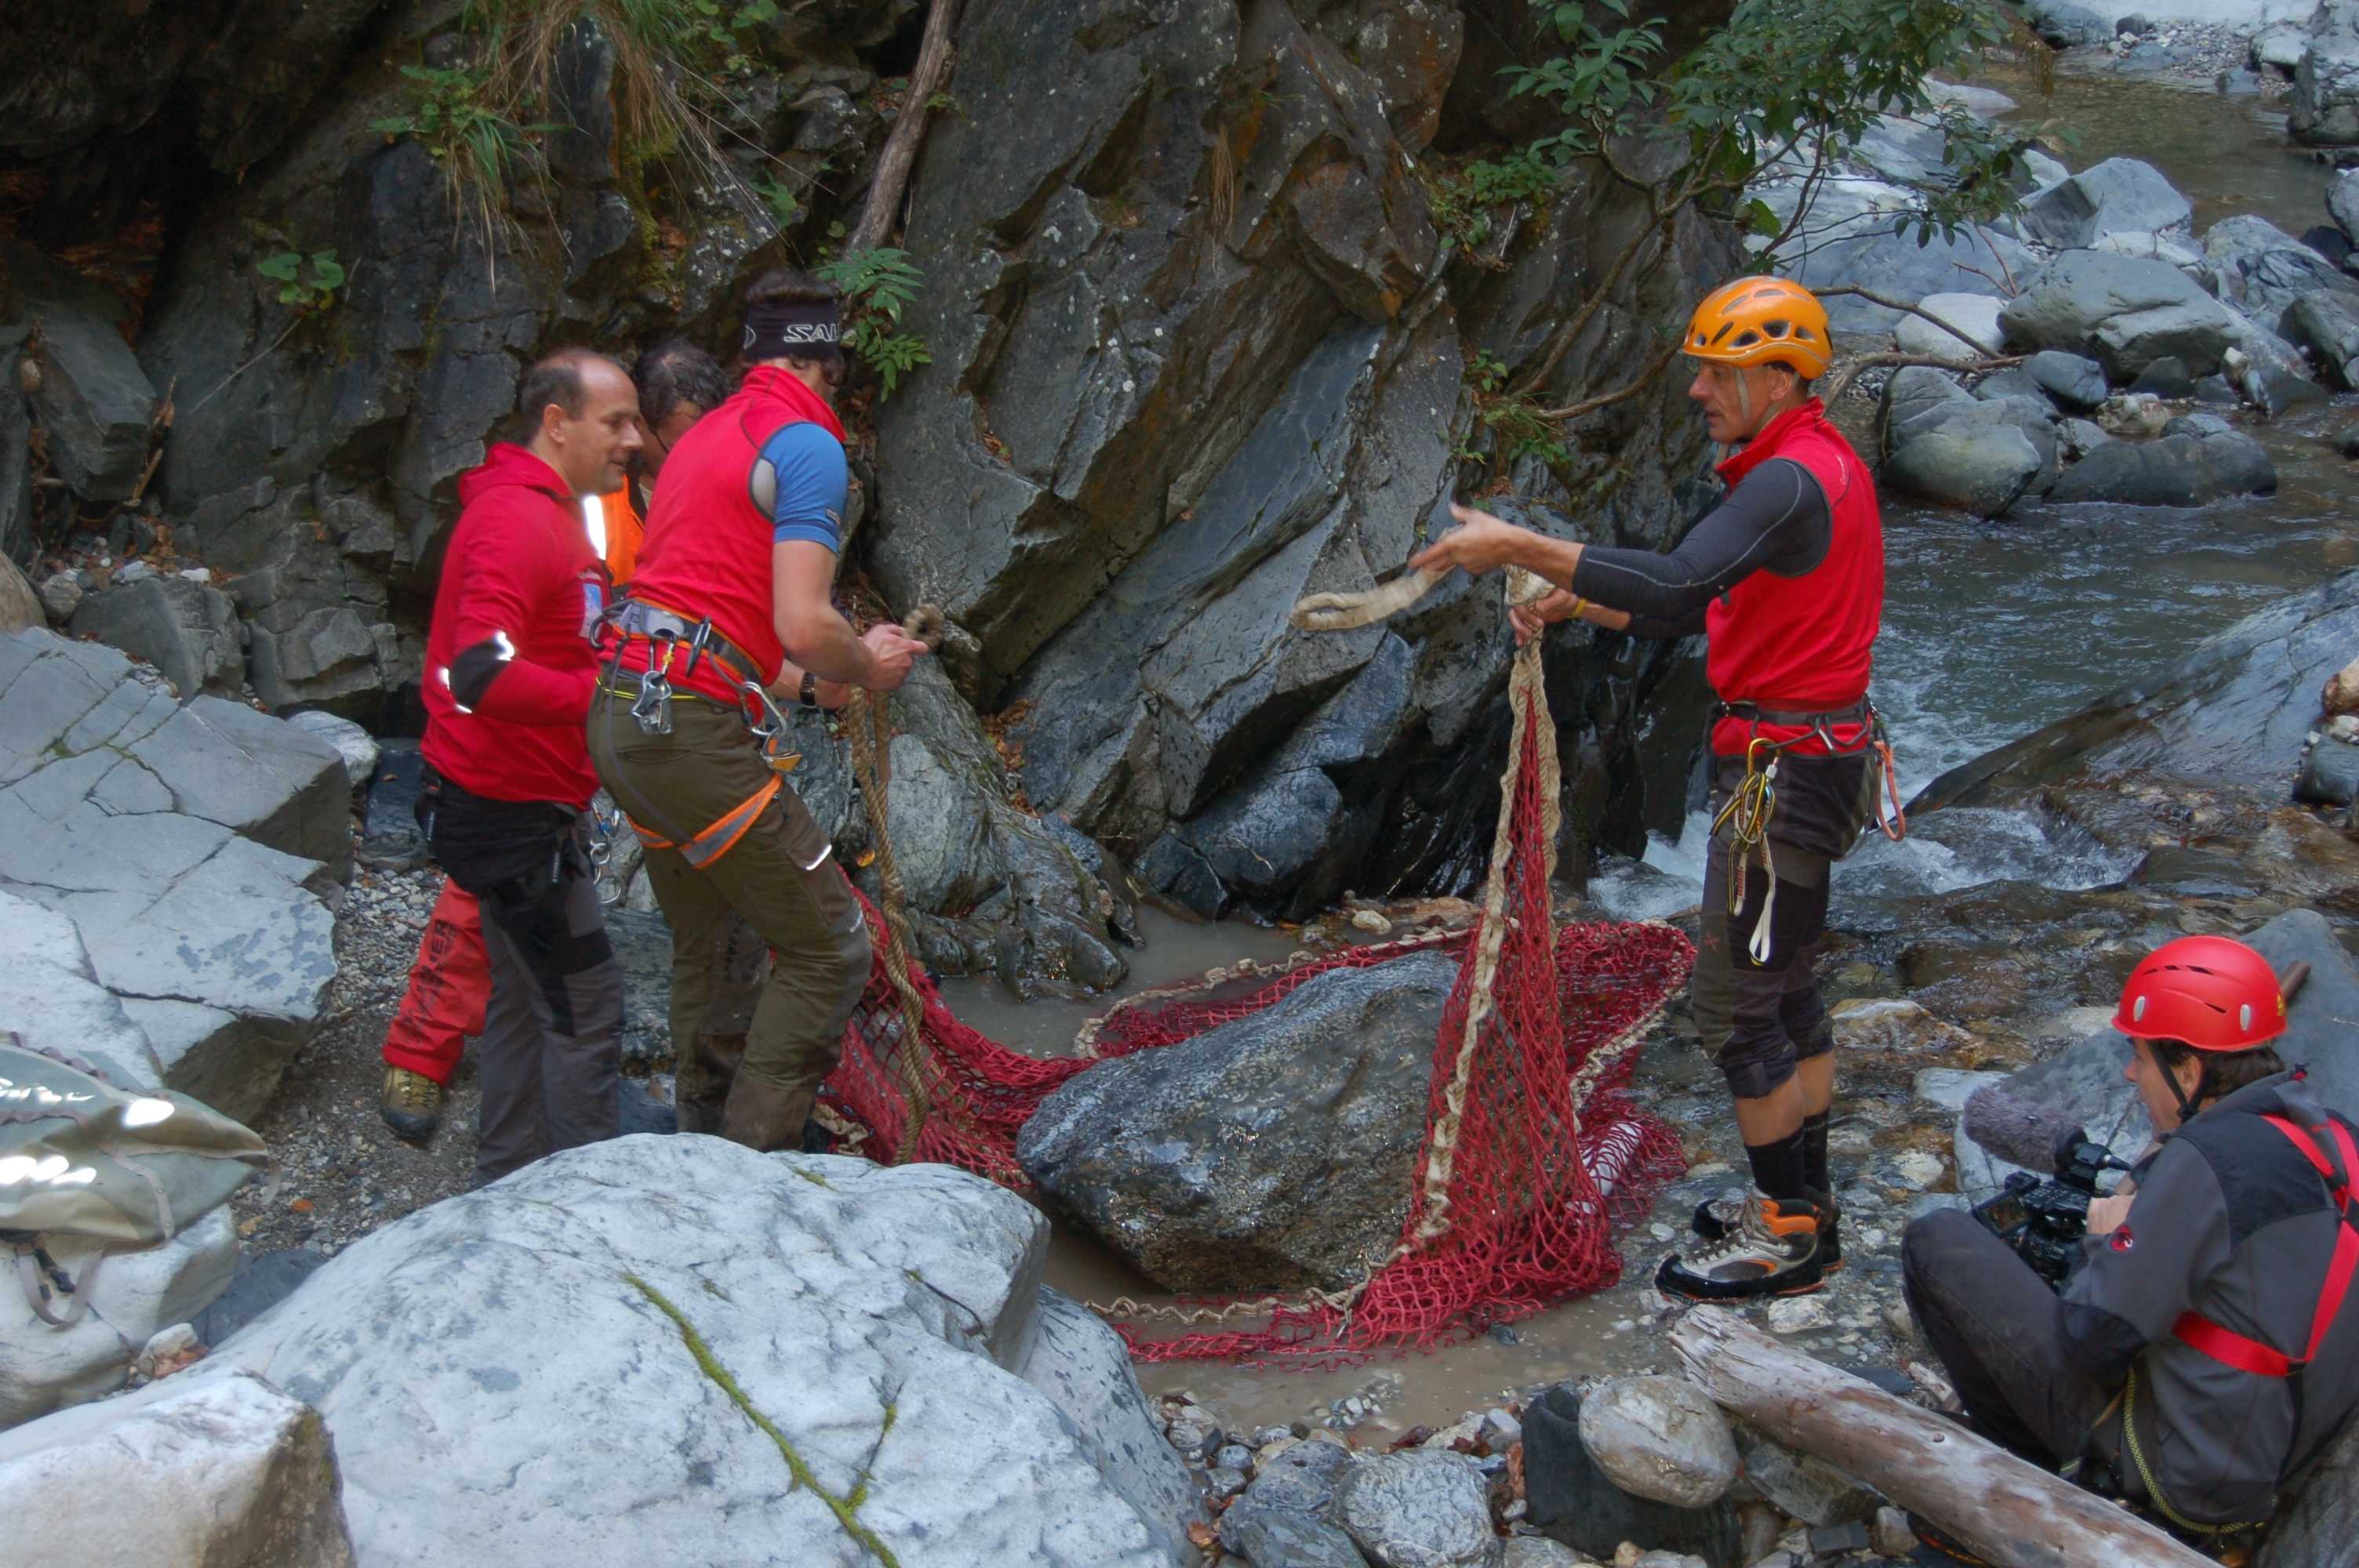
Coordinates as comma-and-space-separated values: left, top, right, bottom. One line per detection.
743, 299, 842, 361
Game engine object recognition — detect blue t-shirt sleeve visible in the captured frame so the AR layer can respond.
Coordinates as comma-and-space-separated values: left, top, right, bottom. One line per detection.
758, 422, 849, 551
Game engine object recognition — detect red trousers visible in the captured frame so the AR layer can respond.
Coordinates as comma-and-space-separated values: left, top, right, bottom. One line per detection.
381, 878, 492, 1085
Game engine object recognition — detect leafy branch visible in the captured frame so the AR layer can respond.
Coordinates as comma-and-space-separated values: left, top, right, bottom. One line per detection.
816, 246, 932, 400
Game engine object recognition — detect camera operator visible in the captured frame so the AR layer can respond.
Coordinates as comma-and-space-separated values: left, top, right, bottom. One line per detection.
1900, 935, 2358, 1550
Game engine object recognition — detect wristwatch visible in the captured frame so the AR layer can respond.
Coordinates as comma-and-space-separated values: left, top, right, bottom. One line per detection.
798, 670, 820, 709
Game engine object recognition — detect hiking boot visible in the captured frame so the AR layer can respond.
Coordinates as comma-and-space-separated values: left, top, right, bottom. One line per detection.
718, 1073, 818, 1154
1656, 1189, 1825, 1301
379, 1067, 443, 1143
1694, 1185, 1843, 1269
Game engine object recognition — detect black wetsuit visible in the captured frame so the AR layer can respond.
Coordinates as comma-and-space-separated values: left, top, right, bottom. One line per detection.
1572, 459, 1831, 640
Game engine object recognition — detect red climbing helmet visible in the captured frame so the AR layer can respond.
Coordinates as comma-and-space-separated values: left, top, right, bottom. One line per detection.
2113, 935, 2287, 1051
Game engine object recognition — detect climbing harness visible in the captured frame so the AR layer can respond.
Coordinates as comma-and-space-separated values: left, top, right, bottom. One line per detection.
1707, 698, 1899, 963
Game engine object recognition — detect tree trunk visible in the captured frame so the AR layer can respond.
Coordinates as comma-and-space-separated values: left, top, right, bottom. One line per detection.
1669, 1307, 2215, 1568
847, 0, 963, 253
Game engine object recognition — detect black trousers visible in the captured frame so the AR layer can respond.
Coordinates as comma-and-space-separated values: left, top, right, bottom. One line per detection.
1901, 1208, 2117, 1469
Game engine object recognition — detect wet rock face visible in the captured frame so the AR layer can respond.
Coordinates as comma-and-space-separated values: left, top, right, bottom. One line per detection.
872, 0, 1729, 916
1017, 951, 1457, 1292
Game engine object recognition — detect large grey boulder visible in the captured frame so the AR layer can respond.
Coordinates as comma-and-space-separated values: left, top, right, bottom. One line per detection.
2018, 158, 2192, 249
0, 630, 341, 1123
1883, 420, 2045, 518
2000, 250, 2237, 379
194, 1137, 1200, 1567
1776, 216, 2038, 333
1917, 567, 2359, 805
24, 312, 158, 502
2284, 288, 2359, 387
2332, 169, 2359, 249
1894, 292, 2006, 357
2295, 36, 2359, 145
1336, 1450, 1503, 1568
2048, 412, 2277, 506
69, 575, 244, 696
2023, 1, 2112, 49
1877, 365, 1975, 459
2201, 214, 2357, 335
0, 1369, 356, 1566
1018, 950, 1456, 1291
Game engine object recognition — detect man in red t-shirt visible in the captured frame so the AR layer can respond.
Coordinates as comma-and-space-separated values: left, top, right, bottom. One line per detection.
587, 270, 926, 1151
1409, 278, 1886, 1302
417, 349, 640, 1185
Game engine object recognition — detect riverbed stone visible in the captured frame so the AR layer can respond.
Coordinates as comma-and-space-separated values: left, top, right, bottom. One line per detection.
1737, 1428, 1881, 1528
2024, 2, 2111, 49
1883, 421, 2044, 518
194, 1138, 1197, 1567
2048, 412, 2276, 506
2284, 288, 2359, 387
1018, 951, 1454, 1291
2001, 250, 2236, 380
0, 1368, 357, 1567
1336, 1450, 1503, 1568
2201, 214, 2358, 335
27, 312, 158, 503
1832, 997, 1977, 1054
1576, 1375, 1739, 1508
2018, 158, 2192, 249
1894, 292, 2006, 358
1877, 365, 1973, 459
2295, 36, 2359, 146
2026, 349, 2111, 412
1521, 1384, 1742, 1568
1223, 1508, 1373, 1568
69, 575, 243, 697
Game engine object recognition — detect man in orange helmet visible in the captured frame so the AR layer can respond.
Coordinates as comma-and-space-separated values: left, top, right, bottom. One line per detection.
1410, 275, 1885, 1301
1899, 935, 2359, 1549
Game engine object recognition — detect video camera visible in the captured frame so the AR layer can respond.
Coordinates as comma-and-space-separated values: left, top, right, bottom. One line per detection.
1968, 1123, 2134, 1290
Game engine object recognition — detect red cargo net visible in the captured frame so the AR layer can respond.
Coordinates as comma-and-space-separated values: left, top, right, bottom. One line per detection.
820, 667, 1692, 1361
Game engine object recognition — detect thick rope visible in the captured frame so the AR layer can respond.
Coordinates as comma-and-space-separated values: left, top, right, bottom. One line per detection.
844, 606, 947, 1160
1288, 564, 1451, 631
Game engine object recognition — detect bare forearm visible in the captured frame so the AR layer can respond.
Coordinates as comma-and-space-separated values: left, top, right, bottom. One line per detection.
765, 660, 852, 710
775, 604, 878, 687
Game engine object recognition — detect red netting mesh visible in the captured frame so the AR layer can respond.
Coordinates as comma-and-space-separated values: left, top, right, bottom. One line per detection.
818, 675, 1693, 1361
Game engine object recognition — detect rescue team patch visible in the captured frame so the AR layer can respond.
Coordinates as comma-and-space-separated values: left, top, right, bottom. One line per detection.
2111, 1226, 2135, 1252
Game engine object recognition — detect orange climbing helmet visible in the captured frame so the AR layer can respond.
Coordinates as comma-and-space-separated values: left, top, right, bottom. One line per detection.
1685, 276, 1833, 380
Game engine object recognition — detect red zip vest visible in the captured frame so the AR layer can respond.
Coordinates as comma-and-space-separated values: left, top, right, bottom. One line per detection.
1704, 401, 1883, 757
616, 365, 848, 705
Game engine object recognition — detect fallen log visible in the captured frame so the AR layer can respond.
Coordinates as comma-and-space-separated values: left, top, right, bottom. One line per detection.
1668, 1307, 2214, 1568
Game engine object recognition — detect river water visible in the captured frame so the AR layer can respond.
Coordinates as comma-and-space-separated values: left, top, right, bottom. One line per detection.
945, 66, 2359, 1433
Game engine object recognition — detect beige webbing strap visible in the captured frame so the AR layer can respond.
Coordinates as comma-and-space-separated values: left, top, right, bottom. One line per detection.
844, 604, 949, 1159
1094, 568, 1558, 1329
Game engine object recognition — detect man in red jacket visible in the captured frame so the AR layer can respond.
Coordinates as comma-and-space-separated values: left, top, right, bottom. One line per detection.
379, 342, 731, 1144
419, 347, 640, 1184
1409, 277, 1886, 1301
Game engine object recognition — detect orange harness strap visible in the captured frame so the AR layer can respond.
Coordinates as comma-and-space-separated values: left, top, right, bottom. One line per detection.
626, 775, 782, 871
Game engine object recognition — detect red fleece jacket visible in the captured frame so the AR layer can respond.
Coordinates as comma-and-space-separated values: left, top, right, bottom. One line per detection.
420, 444, 605, 805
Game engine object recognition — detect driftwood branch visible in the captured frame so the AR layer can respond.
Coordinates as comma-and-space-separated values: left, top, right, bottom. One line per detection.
847, 0, 963, 252
1670, 1308, 2214, 1568
1826, 349, 2024, 410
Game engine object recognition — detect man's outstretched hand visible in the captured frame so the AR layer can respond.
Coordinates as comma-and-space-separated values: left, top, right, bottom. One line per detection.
1408, 503, 1536, 578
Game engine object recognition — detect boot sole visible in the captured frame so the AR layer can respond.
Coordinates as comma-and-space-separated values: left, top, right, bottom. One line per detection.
1653, 1254, 1828, 1303
380, 1107, 439, 1144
